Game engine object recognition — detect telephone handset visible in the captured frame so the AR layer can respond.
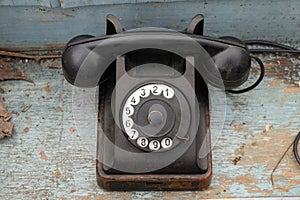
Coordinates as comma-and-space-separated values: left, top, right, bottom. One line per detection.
62, 14, 259, 190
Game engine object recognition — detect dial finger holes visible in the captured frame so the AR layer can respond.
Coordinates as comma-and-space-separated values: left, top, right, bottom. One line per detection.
129, 93, 140, 105
162, 86, 174, 99
137, 137, 149, 148
161, 138, 173, 149
123, 105, 134, 117
151, 84, 162, 95
149, 140, 161, 151
123, 118, 134, 129
122, 83, 176, 151
128, 129, 139, 140
138, 85, 151, 98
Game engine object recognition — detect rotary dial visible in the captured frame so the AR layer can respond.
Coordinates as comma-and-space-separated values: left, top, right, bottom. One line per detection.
122, 83, 176, 151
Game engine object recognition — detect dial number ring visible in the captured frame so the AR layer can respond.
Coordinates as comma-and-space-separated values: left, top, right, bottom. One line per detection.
122, 83, 175, 151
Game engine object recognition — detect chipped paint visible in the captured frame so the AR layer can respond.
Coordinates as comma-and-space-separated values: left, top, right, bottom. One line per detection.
0, 21, 300, 200
284, 86, 300, 94
268, 79, 282, 87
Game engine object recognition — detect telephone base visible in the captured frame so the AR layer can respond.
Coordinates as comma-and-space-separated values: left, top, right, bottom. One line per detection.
96, 159, 212, 191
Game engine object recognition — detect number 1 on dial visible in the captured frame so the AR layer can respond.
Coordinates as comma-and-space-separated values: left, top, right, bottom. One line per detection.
163, 87, 174, 99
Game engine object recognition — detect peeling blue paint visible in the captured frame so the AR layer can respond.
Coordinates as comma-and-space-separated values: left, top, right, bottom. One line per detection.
0, 0, 299, 51
229, 183, 250, 197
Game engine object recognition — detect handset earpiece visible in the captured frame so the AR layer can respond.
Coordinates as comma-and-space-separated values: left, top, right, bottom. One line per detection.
62, 14, 124, 87
212, 46, 251, 89
62, 15, 259, 92
62, 35, 94, 85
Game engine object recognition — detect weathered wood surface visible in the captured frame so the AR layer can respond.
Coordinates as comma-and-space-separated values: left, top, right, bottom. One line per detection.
0, 0, 299, 51
0, 53, 299, 199
0, 0, 182, 8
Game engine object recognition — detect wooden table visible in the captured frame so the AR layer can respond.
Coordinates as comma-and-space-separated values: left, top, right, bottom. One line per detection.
0, 53, 299, 199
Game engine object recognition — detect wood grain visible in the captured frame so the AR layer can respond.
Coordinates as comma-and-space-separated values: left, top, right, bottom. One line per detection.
0, 54, 299, 198
0, 0, 299, 51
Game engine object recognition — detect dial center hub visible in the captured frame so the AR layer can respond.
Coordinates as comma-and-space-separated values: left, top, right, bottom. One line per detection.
148, 110, 163, 126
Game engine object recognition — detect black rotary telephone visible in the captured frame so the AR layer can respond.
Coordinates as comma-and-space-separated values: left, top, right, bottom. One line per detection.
62, 14, 263, 190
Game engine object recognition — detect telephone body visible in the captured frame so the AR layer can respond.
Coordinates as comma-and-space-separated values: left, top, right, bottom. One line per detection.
62, 15, 252, 190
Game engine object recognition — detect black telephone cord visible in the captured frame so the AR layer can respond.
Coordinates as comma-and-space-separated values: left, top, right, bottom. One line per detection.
244, 40, 300, 54
244, 39, 298, 50
226, 56, 265, 94
226, 40, 299, 94
249, 49, 300, 54
294, 132, 300, 166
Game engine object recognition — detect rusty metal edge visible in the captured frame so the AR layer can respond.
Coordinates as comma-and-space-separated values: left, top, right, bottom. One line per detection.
96, 156, 212, 191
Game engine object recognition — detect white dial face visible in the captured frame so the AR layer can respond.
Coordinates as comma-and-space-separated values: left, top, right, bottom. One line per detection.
150, 84, 162, 96
123, 117, 134, 129
137, 85, 151, 98
162, 86, 175, 99
128, 93, 140, 106
123, 105, 134, 117
149, 140, 161, 151
161, 138, 173, 149
128, 129, 139, 140
137, 137, 149, 148
122, 83, 175, 151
